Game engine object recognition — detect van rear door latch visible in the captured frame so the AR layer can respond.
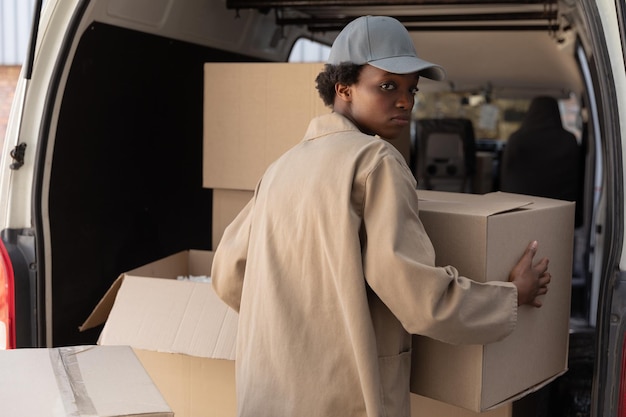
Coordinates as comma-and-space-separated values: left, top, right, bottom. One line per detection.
10, 143, 27, 170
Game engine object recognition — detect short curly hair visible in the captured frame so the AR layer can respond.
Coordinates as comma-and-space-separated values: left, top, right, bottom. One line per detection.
315, 63, 364, 107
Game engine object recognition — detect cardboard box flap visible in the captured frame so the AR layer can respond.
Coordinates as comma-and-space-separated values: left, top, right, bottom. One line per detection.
98, 276, 237, 360
79, 275, 124, 331
80, 250, 215, 332
418, 190, 533, 217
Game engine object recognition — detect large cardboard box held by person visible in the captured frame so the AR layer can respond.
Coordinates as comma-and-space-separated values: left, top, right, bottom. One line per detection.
410, 190, 575, 412
411, 394, 512, 417
0, 345, 172, 417
81, 250, 238, 417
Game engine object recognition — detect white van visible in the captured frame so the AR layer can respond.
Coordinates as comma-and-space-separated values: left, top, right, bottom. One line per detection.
0, 1, 624, 416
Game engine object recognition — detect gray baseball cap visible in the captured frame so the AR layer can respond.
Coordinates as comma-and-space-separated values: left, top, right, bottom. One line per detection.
327, 15, 446, 80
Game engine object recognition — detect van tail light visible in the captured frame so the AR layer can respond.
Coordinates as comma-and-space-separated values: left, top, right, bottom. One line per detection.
0, 240, 15, 349
620, 333, 626, 417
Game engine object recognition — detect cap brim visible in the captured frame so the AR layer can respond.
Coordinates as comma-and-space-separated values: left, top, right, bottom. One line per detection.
368, 56, 446, 80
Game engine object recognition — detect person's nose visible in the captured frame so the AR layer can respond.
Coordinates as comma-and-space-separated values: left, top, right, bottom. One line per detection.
396, 91, 414, 109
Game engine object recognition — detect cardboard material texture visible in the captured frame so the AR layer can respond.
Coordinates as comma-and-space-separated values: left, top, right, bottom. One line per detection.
134, 349, 237, 417
0, 345, 172, 417
203, 62, 411, 192
410, 190, 575, 412
81, 250, 238, 417
203, 62, 329, 191
411, 394, 511, 417
81, 250, 236, 360
212, 188, 253, 249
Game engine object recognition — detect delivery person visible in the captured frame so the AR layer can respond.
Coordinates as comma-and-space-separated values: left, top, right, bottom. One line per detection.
211, 15, 551, 417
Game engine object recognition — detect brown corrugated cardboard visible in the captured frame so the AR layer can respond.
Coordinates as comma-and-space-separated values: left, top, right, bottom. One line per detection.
410, 190, 574, 412
212, 188, 253, 249
82, 250, 238, 417
203, 62, 412, 191
203, 62, 329, 191
0, 345, 172, 417
411, 394, 512, 417
135, 350, 237, 417
81, 250, 236, 360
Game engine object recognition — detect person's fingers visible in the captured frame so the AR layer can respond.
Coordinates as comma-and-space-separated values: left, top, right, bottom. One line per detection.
531, 272, 551, 307
510, 241, 540, 283
539, 272, 551, 286
534, 257, 549, 273
515, 241, 538, 269
523, 240, 538, 261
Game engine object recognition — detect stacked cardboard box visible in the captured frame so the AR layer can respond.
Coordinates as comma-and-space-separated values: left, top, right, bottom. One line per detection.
203, 63, 329, 193
203, 62, 412, 248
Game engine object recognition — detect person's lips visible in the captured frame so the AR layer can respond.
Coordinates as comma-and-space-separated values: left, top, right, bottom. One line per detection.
392, 115, 410, 126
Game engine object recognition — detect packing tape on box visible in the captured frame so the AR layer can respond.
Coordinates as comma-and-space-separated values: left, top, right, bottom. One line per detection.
49, 346, 97, 416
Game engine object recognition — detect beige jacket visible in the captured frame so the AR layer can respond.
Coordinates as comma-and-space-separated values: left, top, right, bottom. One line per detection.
212, 113, 518, 417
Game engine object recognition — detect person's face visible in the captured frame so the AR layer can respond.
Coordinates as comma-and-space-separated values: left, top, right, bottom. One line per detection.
335, 64, 419, 139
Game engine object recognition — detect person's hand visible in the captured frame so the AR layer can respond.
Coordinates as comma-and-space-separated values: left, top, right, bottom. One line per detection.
508, 241, 551, 307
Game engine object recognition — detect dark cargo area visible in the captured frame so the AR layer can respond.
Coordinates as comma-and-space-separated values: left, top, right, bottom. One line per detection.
46, 23, 258, 346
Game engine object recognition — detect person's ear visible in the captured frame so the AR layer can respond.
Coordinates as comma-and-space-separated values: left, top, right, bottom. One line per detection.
335, 83, 352, 102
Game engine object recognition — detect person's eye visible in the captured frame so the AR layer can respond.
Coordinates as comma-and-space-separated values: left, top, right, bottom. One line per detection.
380, 82, 397, 91
410, 87, 419, 95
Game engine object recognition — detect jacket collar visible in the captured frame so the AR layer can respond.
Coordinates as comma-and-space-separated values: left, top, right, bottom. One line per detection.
302, 112, 361, 141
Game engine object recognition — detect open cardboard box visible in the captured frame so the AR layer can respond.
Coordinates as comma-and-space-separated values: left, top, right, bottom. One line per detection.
0, 345, 172, 417
81, 250, 238, 417
410, 190, 574, 412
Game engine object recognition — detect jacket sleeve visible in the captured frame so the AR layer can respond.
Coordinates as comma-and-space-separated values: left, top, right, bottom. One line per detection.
211, 197, 254, 312
362, 155, 518, 345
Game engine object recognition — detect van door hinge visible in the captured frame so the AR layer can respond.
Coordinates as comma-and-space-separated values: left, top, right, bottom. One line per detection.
10, 143, 27, 170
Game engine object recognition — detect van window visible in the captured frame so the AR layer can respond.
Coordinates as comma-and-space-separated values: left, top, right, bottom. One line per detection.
288, 38, 330, 62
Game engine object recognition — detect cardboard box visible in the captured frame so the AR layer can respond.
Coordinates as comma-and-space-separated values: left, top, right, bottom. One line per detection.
410, 190, 574, 412
0, 345, 172, 417
411, 394, 511, 417
134, 349, 236, 417
212, 188, 253, 249
203, 62, 329, 191
81, 250, 238, 417
203, 62, 411, 191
